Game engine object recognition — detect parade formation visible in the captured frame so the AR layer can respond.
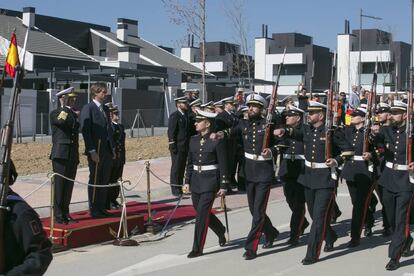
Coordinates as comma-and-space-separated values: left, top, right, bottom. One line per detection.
1, 2, 414, 276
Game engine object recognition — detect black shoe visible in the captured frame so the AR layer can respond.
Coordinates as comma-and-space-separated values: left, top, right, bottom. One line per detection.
110, 201, 121, 210
364, 227, 373, 237
262, 229, 279, 249
331, 210, 342, 223
90, 211, 109, 219
54, 217, 65, 224
287, 238, 299, 247
64, 215, 78, 224
187, 251, 203, 258
301, 257, 317, 265
243, 250, 257, 260
300, 220, 310, 236
382, 228, 392, 237
347, 239, 360, 248
402, 236, 413, 257
219, 234, 226, 247
324, 242, 335, 252
385, 259, 400, 271
226, 189, 236, 195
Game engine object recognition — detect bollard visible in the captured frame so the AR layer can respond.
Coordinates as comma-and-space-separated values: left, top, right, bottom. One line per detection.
144, 161, 161, 234
151, 125, 154, 136
49, 176, 55, 242
129, 128, 134, 138
32, 132, 36, 142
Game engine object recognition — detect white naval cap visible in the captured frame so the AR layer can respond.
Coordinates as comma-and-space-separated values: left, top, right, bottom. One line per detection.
391, 100, 407, 112
195, 109, 218, 120
56, 87, 76, 98
246, 93, 266, 107
307, 101, 327, 112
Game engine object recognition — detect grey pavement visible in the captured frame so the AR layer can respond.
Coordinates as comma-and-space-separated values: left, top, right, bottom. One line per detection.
44, 182, 414, 276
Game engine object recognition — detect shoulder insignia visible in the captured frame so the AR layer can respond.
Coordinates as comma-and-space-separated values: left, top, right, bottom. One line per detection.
57, 111, 68, 121
30, 220, 41, 235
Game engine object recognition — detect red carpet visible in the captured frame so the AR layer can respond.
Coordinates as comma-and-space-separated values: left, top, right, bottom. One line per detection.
41, 201, 201, 249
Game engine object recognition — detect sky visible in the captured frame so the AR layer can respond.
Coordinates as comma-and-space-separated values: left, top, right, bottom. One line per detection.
1, 0, 412, 55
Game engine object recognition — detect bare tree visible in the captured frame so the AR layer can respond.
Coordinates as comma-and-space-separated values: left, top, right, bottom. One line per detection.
162, 0, 208, 102
223, 0, 253, 90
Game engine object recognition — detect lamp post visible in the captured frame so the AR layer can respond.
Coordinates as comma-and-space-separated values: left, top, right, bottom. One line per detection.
358, 9, 382, 94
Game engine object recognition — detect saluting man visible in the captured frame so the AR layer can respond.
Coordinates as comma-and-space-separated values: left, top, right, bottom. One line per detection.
168, 96, 191, 196
217, 94, 279, 260
50, 87, 80, 224
372, 101, 414, 271
183, 109, 228, 258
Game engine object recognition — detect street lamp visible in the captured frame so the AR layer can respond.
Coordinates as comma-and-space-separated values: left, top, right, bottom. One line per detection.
358, 9, 382, 94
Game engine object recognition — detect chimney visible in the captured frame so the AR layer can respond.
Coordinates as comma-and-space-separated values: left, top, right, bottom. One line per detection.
344, 20, 350, 34
117, 18, 138, 42
22, 7, 35, 28
187, 34, 191, 47
118, 46, 140, 63
191, 35, 194, 47
265, 25, 268, 38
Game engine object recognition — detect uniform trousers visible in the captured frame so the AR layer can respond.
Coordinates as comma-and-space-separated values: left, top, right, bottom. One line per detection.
52, 158, 77, 219
346, 176, 372, 240
282, 177, 308, 240
245, 181, 278, 252
382, 188, 414, 260
191, 191, 225, 253
304, 187, 336, 260
170, 150, 188, 195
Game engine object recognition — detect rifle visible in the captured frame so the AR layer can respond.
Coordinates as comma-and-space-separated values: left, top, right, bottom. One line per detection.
407, 70, 413, 169
325, 52, 336, 160
310, 60, 315, 99
363, 62, 378, 153
262, 47, 286, 151
0, 28, 29, 273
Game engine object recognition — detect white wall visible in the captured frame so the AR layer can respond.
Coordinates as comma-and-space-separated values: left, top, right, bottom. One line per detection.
191, 61, 225, 72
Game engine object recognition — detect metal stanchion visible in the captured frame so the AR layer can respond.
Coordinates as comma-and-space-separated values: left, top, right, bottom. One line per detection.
144, 161, 161, 233
49, 175, 55, 242
113, 180, 139, 246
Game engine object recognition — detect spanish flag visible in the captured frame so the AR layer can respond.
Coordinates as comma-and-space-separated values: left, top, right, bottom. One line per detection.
5, 32, 20, 78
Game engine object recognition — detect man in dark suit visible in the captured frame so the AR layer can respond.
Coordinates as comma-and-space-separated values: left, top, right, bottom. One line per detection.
106, 103, 126, 209
215, 96, 239, 192
50, 87, 80, 224
168, 96, 191, 196
80, 83, 114, 218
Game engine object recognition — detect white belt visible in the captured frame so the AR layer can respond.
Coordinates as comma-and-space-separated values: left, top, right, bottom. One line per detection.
283, 154, 305, 160
353, 155, 364, 161
244, 152, 272, 161
193, 164, 218, 172
305, 160, 329, 169
385, 162, 407, 171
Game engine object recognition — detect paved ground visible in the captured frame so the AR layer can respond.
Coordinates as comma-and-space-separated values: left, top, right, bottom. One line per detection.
44, 183, 414, 276
11, 156, 414, 275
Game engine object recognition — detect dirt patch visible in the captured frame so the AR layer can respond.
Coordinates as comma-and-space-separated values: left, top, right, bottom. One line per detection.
11, 135, 170, 175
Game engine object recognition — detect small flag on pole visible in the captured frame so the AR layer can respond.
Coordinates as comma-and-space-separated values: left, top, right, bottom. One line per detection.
5, 32, 20, 78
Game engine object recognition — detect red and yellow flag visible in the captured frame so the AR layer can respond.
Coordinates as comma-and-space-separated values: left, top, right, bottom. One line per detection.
5, 32, 20, 78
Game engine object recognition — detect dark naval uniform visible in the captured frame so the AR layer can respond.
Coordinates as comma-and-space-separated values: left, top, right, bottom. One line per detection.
215, 109, 239, 190
5, 190, 53, 275
341, 125, 375, 245
168, 109, 190, 196
185, 132, 228, 255
277, 122, 309, 245
107, 121, 126, 207
289, 123, 352, 263
50, 105, 79, 223
228, 115, 279, 257
374, 124, 414, 267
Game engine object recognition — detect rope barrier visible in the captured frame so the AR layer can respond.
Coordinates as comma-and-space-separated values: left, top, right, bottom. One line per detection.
149, 169, 182, 187
122, 167, 146, 191
23, 179, 50, 199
